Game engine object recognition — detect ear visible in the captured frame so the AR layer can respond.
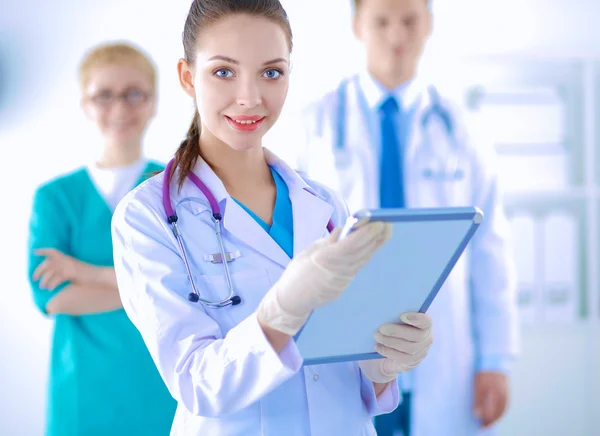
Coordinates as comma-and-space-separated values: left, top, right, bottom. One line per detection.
178, 58, 196, 99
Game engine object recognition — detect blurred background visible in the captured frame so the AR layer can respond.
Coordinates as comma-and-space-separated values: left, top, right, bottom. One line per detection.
2, 0, 600, 434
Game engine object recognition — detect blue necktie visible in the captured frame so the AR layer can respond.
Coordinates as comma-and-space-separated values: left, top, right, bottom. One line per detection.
379, 96, 405, 208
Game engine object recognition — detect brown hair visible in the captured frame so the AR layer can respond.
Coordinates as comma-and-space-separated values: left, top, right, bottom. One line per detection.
78, 41, 157, 93
171, 0, 294, 189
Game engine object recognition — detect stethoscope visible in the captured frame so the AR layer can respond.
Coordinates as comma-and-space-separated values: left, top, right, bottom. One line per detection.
162, 158, 335, 309
334, 76, 463, 181
162, 158, 241, 308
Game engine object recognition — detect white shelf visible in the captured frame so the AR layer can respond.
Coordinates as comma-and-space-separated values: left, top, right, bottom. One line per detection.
464, 55, 600, 324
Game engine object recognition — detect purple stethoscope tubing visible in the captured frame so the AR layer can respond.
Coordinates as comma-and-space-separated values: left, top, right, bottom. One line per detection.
162, 158, 335, 308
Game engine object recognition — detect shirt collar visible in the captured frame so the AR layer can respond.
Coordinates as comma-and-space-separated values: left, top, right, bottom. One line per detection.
357, 70, 422, 112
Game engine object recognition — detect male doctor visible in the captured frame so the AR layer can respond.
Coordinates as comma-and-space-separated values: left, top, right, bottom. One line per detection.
297, 0, 519, 435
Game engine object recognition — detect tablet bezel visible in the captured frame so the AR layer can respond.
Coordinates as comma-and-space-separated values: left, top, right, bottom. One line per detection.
295, 206, 483, 365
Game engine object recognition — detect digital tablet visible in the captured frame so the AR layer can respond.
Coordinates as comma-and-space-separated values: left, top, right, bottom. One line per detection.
294, 207, 483, 365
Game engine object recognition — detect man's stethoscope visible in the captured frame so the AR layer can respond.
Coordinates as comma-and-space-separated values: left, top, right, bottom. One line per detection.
162, 158, 334, 309
334, 76, 464, 181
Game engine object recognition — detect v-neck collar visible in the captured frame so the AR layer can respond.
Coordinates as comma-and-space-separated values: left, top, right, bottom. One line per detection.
83, 160, 153, 215
269, 168, 294, 258
232, 166, 283, 230
232, 167, 294, 258
178, 149, 333, 268
270, 167, 287, 231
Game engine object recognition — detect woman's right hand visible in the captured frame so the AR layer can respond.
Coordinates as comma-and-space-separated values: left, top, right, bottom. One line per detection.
257, 221, 392, 336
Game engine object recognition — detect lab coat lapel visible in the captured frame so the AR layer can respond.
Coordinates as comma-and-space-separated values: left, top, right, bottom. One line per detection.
346, 78, 379, 210
291, 186, 334, 255
222, 198, 292, 268
265, 149, 335, 256
404, 85, 430, 209
176, 157, 291, 268
176, 157, 229, 217
177, 150, 335, 267
404, 83, 431, 166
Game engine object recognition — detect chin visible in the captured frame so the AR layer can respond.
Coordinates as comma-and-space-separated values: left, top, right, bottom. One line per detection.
106, 131, 143, 145
217, 127, 266, 152
226, 138, 263, 152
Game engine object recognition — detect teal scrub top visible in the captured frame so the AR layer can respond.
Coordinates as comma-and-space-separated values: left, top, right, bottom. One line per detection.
27, 161, 177, 436
233, 167, 294, 256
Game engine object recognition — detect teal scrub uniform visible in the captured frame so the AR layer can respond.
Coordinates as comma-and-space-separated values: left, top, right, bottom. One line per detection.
233, 167, 294, 256
27, 162, 177, 436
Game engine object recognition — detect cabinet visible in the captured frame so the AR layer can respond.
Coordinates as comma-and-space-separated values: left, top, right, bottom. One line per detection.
458, 54, 599, 326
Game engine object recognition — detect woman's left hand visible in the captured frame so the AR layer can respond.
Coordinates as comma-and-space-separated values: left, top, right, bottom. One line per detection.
359, 312, 433, 384
33, 248, 91, 291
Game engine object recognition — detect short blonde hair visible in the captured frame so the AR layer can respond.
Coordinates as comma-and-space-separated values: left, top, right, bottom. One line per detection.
78, 41, 157, 93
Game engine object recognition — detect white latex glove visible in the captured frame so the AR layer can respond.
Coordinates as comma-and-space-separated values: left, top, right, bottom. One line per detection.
257, 222, 392, 335
358, 313, 433, 383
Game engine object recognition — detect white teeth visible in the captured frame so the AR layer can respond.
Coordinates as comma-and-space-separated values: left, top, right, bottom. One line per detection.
233, 119, 257, 125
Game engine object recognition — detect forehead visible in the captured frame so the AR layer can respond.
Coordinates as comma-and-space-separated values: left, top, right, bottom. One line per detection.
84, 63, 153, 93
358, 0, 428, 15
196, 14, 290, 64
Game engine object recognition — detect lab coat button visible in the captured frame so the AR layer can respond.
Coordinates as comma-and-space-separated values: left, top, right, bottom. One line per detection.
313, 373, 319, 381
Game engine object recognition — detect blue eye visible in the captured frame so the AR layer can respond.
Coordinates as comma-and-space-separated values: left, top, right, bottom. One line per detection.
215, 68, 234, 78
263, 69, 281, 79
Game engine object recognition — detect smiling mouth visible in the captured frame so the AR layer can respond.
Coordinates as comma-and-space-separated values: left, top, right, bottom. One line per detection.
231, 119, 260, 125
225, 116, 265, 131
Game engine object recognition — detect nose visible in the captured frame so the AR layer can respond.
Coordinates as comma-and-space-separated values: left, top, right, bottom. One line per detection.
387, 21, 408, 46
236, 77, 262, 109
108, 98, 131, 117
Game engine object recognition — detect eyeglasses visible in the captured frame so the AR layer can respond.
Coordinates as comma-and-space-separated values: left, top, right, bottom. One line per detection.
87, 88, 152, 108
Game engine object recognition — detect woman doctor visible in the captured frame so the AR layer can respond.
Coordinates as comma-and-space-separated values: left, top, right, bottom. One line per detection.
28, 42, 175, 436
111, 1, 434, 435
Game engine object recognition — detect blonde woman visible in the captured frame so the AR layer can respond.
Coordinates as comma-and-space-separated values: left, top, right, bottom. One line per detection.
27, 42, 176, 436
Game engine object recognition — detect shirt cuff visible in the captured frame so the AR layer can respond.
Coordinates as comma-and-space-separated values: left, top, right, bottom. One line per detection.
359, 370, 400, 416
475, 355, 514, 374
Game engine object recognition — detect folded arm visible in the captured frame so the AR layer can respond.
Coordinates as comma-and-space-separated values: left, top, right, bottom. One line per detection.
28, 186, 122, 315
45, 283, 122, 315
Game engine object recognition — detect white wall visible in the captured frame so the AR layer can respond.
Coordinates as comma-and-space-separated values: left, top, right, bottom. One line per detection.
2, 1, 600, 435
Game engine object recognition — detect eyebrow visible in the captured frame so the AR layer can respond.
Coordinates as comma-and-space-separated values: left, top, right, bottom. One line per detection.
207, 55, 288, 66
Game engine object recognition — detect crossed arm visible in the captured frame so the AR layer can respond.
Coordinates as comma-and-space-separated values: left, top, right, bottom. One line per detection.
32, 248, 123, 315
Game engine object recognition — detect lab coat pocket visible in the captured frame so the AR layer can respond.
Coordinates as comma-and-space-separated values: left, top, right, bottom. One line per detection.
333, 149, 354, 170
197, 268, 272, 333
416, 161, 471, 206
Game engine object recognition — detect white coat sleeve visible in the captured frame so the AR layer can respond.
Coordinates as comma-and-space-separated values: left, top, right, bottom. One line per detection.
467, 130, 520, 371
111, 194, 303, 417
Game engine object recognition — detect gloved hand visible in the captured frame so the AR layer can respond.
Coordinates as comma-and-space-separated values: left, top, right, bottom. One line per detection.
257, 222, 392, 336
358, 313, 433, 383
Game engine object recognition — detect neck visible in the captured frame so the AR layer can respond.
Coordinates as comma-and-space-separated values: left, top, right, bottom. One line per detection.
97, 138, 143, 168
198, 135, 271, 194
368, 66, 414, 91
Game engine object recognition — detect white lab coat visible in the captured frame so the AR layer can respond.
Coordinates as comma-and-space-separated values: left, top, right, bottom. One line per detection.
299, 77, 519, 436
111, 149, 399, 436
